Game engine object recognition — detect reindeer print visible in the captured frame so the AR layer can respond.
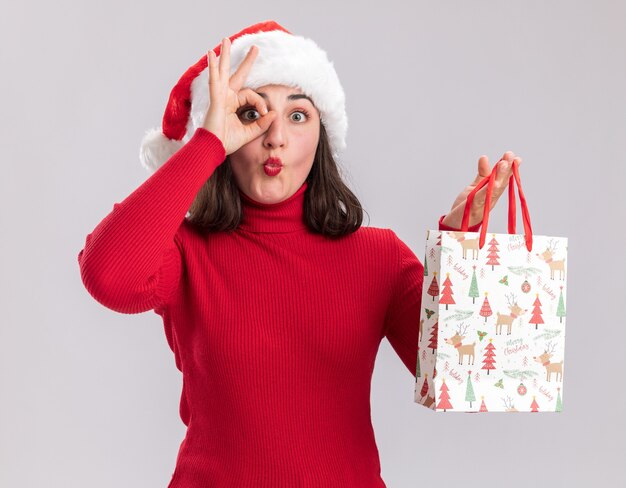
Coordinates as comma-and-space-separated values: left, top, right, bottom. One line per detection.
533, 341, 564, 382
444, 322, 476, 365
536, 238, 566, 280
447, 232, 480, 260
495, 293, 527, 335
502, 396, 518, 412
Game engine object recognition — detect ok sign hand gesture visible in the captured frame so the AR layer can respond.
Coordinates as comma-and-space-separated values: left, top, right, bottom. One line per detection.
202, 37, 277, 156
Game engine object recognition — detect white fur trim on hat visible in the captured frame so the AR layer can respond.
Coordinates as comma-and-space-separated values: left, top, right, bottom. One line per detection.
139, 127, 186, 173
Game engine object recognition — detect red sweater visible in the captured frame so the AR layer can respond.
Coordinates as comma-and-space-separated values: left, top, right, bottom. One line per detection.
78, 128, 480, 487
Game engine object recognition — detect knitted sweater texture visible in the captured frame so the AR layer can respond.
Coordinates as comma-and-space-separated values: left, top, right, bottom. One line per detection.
78, 127, 480, 487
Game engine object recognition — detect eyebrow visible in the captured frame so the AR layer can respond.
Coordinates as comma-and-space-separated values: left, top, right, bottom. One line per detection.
256, 92, 314, 105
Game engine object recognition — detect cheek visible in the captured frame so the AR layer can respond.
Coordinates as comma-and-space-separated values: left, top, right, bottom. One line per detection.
292, 133, 318, 168
230, 145, 257, 170
297, 126, 320, 155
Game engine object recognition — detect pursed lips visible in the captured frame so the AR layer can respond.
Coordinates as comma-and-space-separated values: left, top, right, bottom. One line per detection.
264, 157, 283, 167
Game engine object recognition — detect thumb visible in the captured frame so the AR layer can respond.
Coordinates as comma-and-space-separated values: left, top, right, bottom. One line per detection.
477, 155, 491, 178
469, 155, 490, 185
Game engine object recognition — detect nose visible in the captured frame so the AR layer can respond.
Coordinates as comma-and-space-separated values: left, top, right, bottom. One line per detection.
262, 116, 286, 149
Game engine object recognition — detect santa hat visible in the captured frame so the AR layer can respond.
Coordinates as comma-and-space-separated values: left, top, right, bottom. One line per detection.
139, 20, 348, 173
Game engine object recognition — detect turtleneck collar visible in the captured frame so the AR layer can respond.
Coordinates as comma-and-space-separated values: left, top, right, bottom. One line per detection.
237, 181, 309, 233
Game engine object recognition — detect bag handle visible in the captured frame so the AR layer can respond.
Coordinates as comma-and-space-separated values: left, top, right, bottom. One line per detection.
460, 159, 534, 251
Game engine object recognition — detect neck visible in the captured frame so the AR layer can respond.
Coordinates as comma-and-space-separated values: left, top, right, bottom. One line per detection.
237, 182, 309, 233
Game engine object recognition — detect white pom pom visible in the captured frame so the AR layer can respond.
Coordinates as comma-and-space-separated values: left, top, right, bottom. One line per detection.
139, 127, 185, 173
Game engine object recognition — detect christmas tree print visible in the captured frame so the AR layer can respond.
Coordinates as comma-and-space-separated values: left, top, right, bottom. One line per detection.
481, 339, 496, 375
529, 294, 545, 330
557, 286, 566, 323
556, 387, 562, 412
479, 396, 488, 412
436, 378, 453, 412
424, 255, 429, 277
480, 267, 486, 279
486, 234, 501, 271
474, 371, 480, 383
429, 247, 436, 261
428, 321, 439, 353
530, 396, 539, 412
465, 370, 476, 408
440, 273, 456, 310
427, 272, 439, 301
469, 265, 480, 304
436, 232, 442, 246
480, 292, 493, 322
447, 254, 454, 266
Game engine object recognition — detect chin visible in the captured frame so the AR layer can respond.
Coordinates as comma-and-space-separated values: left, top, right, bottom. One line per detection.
249, 181, 291, 202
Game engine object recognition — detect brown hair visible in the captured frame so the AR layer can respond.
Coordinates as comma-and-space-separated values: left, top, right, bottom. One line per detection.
186, 123, 367, 238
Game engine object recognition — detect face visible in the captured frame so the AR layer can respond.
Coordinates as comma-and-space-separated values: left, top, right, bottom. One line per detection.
229, 84, 321, 204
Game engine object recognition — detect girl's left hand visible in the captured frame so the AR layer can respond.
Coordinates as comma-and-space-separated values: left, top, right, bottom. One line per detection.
440, 151, 523, 229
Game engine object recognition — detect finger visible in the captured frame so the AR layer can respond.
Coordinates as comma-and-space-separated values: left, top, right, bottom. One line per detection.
237, 88, 268, 115
230, 45, 258, 91
219, 37, 231, 78
248, 110, 277, 138
207, 50, 219, 85
501, 151, 515, 162
493, 160, 513, 186
477, 155, 491, 177
468, 155, 490, 186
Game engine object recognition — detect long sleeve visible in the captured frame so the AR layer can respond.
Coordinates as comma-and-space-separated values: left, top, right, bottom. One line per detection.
438, 213, 483, 232
77, 128, 226, 314
383, 232, 425, 377
383, 215, 482, 377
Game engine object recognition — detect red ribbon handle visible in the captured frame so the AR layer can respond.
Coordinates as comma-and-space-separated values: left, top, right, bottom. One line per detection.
460, 159, 533, 251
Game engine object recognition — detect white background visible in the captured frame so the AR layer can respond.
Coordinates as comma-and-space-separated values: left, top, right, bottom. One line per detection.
1, 1, 623, 486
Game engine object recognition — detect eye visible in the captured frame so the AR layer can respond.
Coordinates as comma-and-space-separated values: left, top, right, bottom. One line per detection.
290, 110, 310, 123
238, 107, 311, 123
239, 108, 260, 122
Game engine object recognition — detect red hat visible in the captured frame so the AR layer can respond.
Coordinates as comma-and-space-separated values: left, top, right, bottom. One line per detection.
139, 20, 348, 173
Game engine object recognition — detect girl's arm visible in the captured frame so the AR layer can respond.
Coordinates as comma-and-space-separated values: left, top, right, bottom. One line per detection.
77, 128, 226, 314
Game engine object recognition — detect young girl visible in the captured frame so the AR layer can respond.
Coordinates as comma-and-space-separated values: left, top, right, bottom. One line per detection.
78, 20, 521, 488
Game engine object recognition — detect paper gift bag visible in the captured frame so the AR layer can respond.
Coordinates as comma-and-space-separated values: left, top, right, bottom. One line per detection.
414, 160, 568, 413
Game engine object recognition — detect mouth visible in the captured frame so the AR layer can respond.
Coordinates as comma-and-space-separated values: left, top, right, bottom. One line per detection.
263, 157, 283, 176
264, 157, 283, 167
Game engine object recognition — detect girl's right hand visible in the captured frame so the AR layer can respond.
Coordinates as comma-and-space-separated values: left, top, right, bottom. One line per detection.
202, 37, 276, 156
